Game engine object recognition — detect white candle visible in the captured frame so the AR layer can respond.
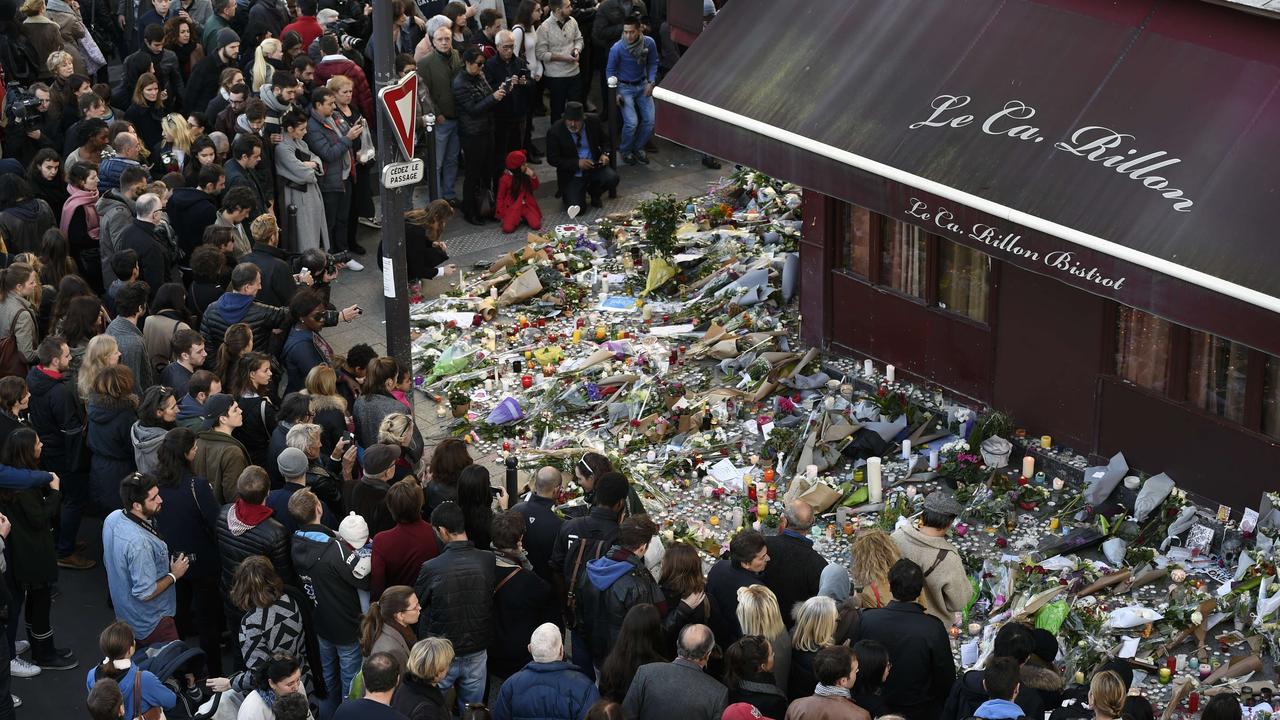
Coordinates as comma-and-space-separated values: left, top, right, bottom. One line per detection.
902, 439, 911, 461
1021, 454, 1035, 479
863, 359, 873, 377
806, 464, 818, 480
886, 364, 896, 383
1052, 477, 1065, 491
929, 449, 940, 470
867, 457, 883, 503
490, 286, 498, 300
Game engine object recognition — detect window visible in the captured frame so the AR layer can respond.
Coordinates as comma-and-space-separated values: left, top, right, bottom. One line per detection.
1115, 307, 1172, 393
937, 241, 989, 323
1188, 331, 1249, 424
837, 204, 871, 276
879, 218, 927, 298
1265, 357, 1280, 439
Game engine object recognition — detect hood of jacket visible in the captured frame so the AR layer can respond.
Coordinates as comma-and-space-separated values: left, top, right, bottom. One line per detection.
212, 291, 254, 324
292, 525, 340, 574
168, 187, 214, 214
88, 393, 138, 421
177, 393, 205, 421
131, 422, 168, 454
585, 551, 638, 591
974, 698, 1025, 720
5, 199, 46, 222
24, 365, 65, 396
303, 391, 346, 414
97, 188, 134, 213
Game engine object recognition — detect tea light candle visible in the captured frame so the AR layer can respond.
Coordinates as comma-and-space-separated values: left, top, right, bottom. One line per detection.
1040, 435, 1052, 449
886, 364, 896, 383
863, 359, 874, 377
806, 465, 818, 480
929, 449, 940, 470
435, 404, 447, 418
867, 457, 883, 503
1052, 477, 1065, 491
1021, 455, 1035, 479
905, 485, 917, 498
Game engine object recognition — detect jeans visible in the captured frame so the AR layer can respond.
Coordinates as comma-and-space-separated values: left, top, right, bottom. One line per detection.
435, 118, 461, 200
439, 649, 487, 714
55, 467, 88, 558
617, 83, 655, 154
317, 637, 362, 702
545, 75, 580, 124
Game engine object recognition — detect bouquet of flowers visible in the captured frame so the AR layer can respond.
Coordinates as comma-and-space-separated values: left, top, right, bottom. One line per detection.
864, 382, 911, 422
936, 440, 988, 485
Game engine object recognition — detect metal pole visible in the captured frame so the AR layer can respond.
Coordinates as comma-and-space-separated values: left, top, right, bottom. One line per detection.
374, 3, 412, 397
505, 454, 519, 502
424, 113, 439, 201
606, 75, 619, 169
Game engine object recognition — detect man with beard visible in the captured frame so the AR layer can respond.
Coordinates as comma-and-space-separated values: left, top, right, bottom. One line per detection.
224, 133, 269, 217
260, 71, 301, 143
102, 472, 192, 647
186, 28, 242, 115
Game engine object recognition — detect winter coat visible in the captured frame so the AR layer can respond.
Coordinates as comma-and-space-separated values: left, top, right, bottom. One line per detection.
96, 188, 136, 286
184, 47, 234, 113
416, 49, 462, 119
0, 198, 55, 255
193, 429, 250, 504
510, 494, 562, 581
304, 392, 346, 456
118, 220, 173, 299
1020, 656, 1064, 714
622, 659, 727, 720
495, 170, 540, 223
282, 327, 330, 396
314, 55, 374, 120
353, 392, 423, 452
216, 501, 293, 593
242, 0, 288, 52
490, 558, 553, 678
291, 522, 367, 644
154, 469, 221, 580
0, 294, 39, 365
0, 484, 60, 586
790, 648, 819, 701
727, 675, 787, 720
390, 673, 450, 720
452, 69, 497, 137
198, 291, 291, 360
578, 547, 690, 660
23, 365, 83, 471
344, 473, 396, 538
892, 523, 971, 626
130, 422, 169, 475
761, 530, 828, 628
305, 111, 353, 193
234, 590, 318, 696
142, 311, 191, 375
492, 660, 601, 720
176, 393, 206, 429
274, 134, 328, 253
591, 0, 647, 49
86, 393, 139, 511
853, 600, 955, 720
940, 666, 1047, 720
242, 243, 298, 308
224, 159, 269, 218
20, 17, 66, 79
232, 393, 275, 468
166, 187, 218, 258
705, 557, 762, 644
784, 695, 873, 720
369, 620, 413, 670
550, 505, 621, 581
414, 540, 494, 655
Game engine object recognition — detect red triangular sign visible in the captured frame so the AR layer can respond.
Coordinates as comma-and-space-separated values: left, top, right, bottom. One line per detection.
378, 72, 417, 160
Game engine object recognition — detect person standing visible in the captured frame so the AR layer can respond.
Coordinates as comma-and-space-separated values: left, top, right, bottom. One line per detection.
104, 280, 155, 391
192, 393, 250, 504
306, 88, 362, 256
891, 491, 971, 626
452, 48, 505, 225
418, 26, 463, 204
370, 481, 439, 601
783, 645, 871, 720
492, 623, 600, 720
705, 529, 770, 645
605, 16, 656, 165
622, 624, 726, 720
489, 510, 553, 680
511, 466, 563, 582
102, 472, 191, 647
534, 0, 582, 123
275, 109, 329, 254
760, 500, 826, 629
484, 31, 531, 182
85, 364, 140, 512
593, 0, 647, 103
333, 653, 405, 720
0, 263, 42, 370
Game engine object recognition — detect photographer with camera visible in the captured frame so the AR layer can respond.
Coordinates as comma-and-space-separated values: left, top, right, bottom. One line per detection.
4, 83, 57, 167
485, 29, 531, 190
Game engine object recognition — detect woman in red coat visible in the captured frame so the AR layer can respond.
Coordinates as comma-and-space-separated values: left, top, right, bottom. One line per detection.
496, 150, 542, 234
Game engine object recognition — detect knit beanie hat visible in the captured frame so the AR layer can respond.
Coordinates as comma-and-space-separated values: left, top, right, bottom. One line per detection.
338, 512, 369, 548
505, 150, 526, 170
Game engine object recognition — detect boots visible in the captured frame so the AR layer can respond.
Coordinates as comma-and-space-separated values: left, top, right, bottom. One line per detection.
30, 631, 77, 671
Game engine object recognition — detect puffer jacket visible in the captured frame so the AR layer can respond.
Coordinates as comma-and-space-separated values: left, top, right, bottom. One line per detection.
198, 291, 291, 359
215, 501, 293, 595
492, 661, 601, 720
451, 70, 498, 137
577, 547, 693, 660
291, 523, 366, 645
131, 422, 168, 475
414, 540, 495, 655
86, 393, 139, 512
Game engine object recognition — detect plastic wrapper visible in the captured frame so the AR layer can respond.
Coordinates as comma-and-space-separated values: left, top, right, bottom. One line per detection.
1035, 599, 1070, 635
485, 397, 525, 425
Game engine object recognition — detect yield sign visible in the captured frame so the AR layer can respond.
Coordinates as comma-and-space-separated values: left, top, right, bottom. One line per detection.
378, 72, 417, 160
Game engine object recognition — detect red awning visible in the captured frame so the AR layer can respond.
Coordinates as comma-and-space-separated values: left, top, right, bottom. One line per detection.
656, 0, 1280, 354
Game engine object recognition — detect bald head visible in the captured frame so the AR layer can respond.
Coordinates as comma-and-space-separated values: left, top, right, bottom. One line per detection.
783, 500, 815, 532
113, 132, 140, 158
534, 466, 562, 497
677, 624, 715, 663
528, 622, 562, 662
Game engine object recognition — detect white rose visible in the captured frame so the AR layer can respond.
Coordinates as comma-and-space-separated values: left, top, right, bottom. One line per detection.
1190, 611, 1204, 626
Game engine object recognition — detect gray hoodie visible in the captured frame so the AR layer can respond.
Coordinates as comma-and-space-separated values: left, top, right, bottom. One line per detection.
131, 422, 168, 475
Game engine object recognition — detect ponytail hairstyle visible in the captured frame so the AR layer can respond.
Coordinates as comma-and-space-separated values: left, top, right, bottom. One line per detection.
361, 356, 399, 397
252, 39, 282, 91
359, 585, 416, 656
214, 323, 252, 383
96, 621, 136, 682
0, 262, 36, 302
722, 635, 771, 691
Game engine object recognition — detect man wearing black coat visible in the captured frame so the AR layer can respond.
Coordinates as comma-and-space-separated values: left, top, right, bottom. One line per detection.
199, 262, 292, 358
415, 502, 495, 713
544, 101, 618, 209
167, 164, 224, 260
704, 529, 769, 645
118, 193, 174, 300
216, 467, 294, 621
760, 500, 828, 627
240, 228, 299, 307
854, 559, 956, 720
224, 134, 269, 217
511, 466, 565, 582
186, 29, 242, 115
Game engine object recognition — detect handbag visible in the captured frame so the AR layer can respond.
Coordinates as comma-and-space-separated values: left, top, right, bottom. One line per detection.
0, 307, 36, 379
133, 670, 167, 720
78, 32, 107, 76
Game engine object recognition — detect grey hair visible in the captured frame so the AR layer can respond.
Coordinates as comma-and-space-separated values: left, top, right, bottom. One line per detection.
676, 624, 715, 660
534, 466, 562, 495
495, 29, 514, 44
209, 130, 230, 153
428, 16, 452, 38
286, 422, 322, 450
134, 193, 162, 219
783, 500, 815, 532
528, 623, 562, 662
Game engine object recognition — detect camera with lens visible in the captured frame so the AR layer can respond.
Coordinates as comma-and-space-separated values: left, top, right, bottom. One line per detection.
4, 84, 44, 133
326, 251, 351, 275
330, 19, 366, 50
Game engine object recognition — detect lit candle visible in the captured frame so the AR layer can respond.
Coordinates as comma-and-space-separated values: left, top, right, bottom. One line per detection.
758, 500, 769, 518
929, 449, 940, 470
1052, 476, 1065, 491
905, 485, 916, 498
863, 359, 874, 377
435, 404, 447, 418
572, 329, 582, 344
867, 457, 883, 503
806, 465, 818, 480
902, 440, 911, 462
1040, 435, 1052, 449
886, 365, 895, 383
1021, 454, 1035, 479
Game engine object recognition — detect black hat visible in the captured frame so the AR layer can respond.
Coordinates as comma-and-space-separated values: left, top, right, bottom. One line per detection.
363, 444, 402, 477
563, 101, 585, 122
202, 393, 236, 429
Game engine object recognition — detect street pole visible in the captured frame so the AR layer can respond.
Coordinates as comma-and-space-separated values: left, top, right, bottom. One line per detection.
424, 114, 439, 200
374, 4, 412, 404
607, 75, 619, 169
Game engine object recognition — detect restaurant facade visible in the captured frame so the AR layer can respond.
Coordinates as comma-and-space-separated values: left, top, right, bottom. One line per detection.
657, 0, 1280, 509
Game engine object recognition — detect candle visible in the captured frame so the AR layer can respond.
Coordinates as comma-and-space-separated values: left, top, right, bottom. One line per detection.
709, 515, 719, 527
905, 485, 916, 498
435, 404, 447, 418
806, 465, 818, 480
886, 364, 895, 383
595, 324, 607, 340
490, 286, 498, 300
572, 329, 582, 344
1188, 692, 1199, 713
1157, 668, 1171, 684
867, 457, 883, 503
929, 449, 940, 470
902, 440, 911, 462
758, 500, 769, 518
1052, 476, 1065, 491
1049, 516, 1060, 531
863, 359, 874, 377
763, 469, 775, 484
1040, 435, 1052, 449
521, 374, 533, 389
1021, 455, 1035, 479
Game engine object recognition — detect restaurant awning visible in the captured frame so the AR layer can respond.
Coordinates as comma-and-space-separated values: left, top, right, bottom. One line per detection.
655, 0, 1280, 355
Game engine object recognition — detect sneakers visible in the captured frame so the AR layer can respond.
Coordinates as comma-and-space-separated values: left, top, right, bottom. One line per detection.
344, 258, 365, 272
11, 695, 20, 708
34, 649, 78, 671
57, 552, 95, 570
15, 640, 28, 655
635, 149, 649, 165
623, 152, 637, 166
10, 658, 40, 678
357, 217, 382, 229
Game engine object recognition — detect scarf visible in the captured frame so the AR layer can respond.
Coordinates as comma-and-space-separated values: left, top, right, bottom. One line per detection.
61, 185, 101, 240
814, 684, 850, 699
230, 499, 274, 534
256, 689, 279, 709
625, 33, 647, 66
308, 326, 335, 365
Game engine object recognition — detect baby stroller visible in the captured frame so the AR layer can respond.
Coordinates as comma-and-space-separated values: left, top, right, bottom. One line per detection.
134, 640, 224, 719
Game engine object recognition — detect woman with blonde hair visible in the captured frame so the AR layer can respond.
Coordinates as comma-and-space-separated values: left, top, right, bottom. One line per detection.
76, 334, 120, 400
736, 584, 790, 693
1087, 670, 1127, 720
359, 585, 420, 668
391, 637, 454, 719
403, 200, 458, 283
250, 213, 279, 246
154, 113, 194, 175
850, 528, 901, 609
251, 38, 283, 91
126, 73, 167, 150
788, 595, 838, 698
303, 364, 348, 456
377, 412, 417, 481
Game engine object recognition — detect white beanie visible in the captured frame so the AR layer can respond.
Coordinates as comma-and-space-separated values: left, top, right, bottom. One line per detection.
338, 512, 369, 549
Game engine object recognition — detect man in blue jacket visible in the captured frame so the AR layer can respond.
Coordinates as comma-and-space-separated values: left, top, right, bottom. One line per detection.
492, 623, 601, 720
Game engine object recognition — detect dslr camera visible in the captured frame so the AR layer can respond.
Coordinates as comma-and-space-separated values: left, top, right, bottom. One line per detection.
4, 84, 44, 133
330, 20, 366, 51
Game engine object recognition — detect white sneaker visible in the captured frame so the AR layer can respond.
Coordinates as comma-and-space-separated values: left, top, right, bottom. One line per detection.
344, 258, 365, 272
10, 657, 41, 678
14, 640, 28, 655
11, 694, 20, 707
